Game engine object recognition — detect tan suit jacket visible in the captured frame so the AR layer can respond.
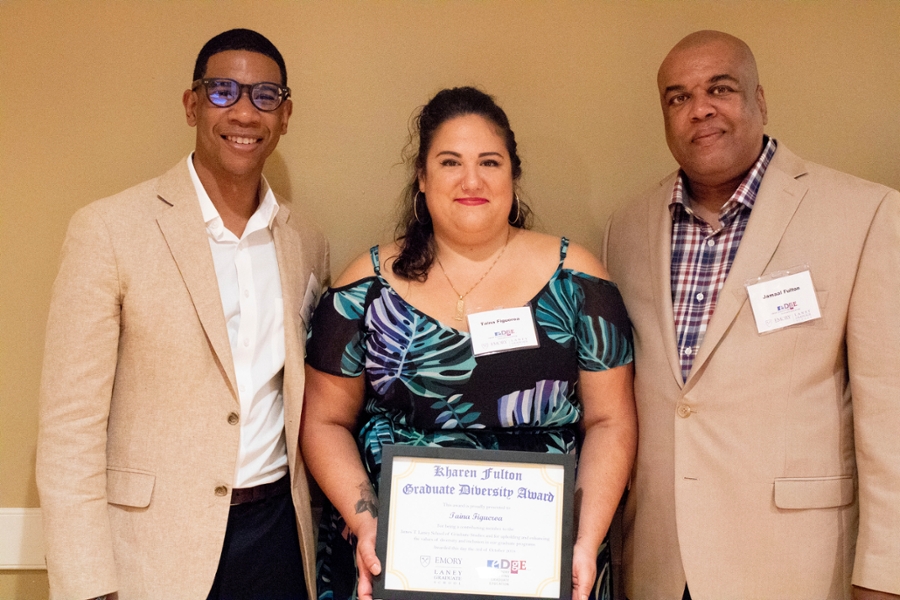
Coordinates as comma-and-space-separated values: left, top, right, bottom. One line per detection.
36, 160, 329, 600
602, 144, 900, 599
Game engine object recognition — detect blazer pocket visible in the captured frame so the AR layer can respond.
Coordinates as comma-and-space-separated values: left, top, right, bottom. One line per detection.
774, 475, 853, 509
107, 466, 155, 508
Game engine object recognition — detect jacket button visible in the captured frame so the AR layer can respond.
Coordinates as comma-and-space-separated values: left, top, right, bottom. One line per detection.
227, 412, 239, 425
215, 486, 228, 497
676, 404, 692, 418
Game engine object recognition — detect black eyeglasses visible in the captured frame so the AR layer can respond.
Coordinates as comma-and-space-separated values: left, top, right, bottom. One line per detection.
191, 78, 291, 111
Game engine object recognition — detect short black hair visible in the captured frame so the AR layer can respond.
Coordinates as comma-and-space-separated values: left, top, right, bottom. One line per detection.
193, 28, 287, 85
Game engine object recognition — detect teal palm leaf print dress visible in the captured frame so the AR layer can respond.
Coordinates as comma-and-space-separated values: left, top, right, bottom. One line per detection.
306, 238, 633, 600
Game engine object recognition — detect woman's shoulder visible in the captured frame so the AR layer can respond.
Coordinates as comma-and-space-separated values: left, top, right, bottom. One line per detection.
512, 231, 609, 280
514, 230, 559, 250
561, 239, 610, 281
332, 243, 394, 287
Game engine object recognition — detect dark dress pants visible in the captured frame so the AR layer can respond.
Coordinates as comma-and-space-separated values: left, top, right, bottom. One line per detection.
206, 483, 307, 600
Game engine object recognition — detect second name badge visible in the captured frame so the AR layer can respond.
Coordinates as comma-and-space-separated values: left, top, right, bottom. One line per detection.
745, 266, 821, 334
467, 306, 540, 357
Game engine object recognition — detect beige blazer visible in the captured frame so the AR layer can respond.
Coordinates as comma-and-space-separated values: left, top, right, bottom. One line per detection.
36, 160, 330, 600
602, 144, 900, 599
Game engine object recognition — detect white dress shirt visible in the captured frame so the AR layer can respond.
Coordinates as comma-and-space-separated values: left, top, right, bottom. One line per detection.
188, 155, 287, 489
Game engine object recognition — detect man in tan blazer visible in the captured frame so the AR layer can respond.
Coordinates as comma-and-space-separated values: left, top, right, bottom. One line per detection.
603, 31, 900, 600
36, 29, 328, 600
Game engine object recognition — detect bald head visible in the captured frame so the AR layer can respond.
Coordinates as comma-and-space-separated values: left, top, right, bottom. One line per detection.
656, 30, 768, 206
659, 30, 760, 94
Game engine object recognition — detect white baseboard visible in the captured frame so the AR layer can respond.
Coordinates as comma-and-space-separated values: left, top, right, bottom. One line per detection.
0, 508, 45, 570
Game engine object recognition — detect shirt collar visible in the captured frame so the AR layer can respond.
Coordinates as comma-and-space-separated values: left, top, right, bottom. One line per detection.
186, 154, 280, 237
669, 135, 777, 218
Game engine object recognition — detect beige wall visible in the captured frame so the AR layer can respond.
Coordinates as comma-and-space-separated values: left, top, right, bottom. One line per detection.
1, 0, 898, 596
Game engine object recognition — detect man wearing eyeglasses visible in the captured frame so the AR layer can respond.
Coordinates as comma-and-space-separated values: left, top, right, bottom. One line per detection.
36, 29, 328, 600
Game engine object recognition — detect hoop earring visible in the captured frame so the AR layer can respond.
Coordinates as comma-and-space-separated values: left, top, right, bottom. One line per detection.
508, 193, 521, 225
414, 191, 426, 224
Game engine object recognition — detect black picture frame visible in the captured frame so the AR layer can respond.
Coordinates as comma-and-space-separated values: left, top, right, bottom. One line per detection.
373, 444, 576, 600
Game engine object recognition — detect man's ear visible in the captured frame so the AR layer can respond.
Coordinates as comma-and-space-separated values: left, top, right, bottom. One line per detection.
183, 89, 198, 127
280, 98, 293, 135
756, 85, 768, 126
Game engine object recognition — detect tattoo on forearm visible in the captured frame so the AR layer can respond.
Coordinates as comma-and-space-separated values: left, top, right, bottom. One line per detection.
354, 480, 379, 518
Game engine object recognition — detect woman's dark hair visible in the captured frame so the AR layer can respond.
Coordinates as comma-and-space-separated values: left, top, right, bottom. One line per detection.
392, 86, 532, 281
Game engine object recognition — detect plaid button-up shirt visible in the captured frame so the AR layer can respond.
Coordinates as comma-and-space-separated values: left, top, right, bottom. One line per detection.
670, 136, 777, 381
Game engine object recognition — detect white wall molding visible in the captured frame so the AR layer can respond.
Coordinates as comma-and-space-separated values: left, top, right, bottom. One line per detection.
0, 508, 45, 569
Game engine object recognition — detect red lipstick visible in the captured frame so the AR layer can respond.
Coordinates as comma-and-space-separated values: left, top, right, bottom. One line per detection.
455, 197, 489, 206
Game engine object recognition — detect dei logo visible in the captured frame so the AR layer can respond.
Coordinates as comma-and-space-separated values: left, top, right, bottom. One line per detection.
486, 559, 527, 574
776, 301, 798, 311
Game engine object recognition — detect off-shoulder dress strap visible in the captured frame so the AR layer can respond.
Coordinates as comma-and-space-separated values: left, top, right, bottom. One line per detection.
369, 245, 382, 275
556, 237, 570, 273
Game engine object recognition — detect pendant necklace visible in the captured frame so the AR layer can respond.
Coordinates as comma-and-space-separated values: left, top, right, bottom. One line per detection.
435, 228, 510, 321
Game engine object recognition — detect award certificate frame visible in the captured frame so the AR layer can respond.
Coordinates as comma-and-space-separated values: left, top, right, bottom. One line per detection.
373, 445, 576, 600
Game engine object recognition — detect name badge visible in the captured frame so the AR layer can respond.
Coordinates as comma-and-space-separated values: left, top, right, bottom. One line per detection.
745, 267, 821, 334
467, 306, 540, 357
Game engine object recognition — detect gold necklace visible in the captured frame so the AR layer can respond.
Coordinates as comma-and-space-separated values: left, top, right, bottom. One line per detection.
435, 229, 510, 321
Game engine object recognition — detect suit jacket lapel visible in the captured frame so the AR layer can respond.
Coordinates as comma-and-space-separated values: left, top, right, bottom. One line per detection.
272, 203, 312, 456
155, 160, 238, 401
648, 174, 687, 388
686, 146, 809, 389
273, 203, 308, 358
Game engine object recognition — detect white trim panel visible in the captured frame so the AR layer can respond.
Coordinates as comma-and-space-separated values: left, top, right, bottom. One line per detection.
0, 508, 46, 570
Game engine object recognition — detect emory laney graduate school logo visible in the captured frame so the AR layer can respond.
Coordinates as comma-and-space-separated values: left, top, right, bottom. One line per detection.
420, 555, 431, 567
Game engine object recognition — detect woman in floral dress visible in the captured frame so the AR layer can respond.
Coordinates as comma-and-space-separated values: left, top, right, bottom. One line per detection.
300, 87, 636, 600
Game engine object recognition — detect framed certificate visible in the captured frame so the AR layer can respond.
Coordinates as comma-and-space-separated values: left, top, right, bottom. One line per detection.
373, 445, 575, 600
